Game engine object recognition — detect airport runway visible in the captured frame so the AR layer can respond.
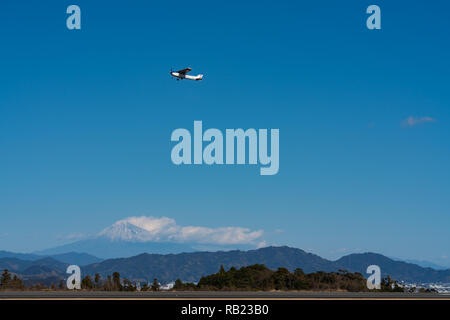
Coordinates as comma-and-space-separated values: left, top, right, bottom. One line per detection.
1, 291, 449, 300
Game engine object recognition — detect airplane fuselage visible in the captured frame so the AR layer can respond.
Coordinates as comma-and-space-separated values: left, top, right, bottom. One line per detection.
170, 72, 203, 81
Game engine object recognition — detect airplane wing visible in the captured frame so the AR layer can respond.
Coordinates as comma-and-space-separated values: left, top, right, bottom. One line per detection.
176, 68, 192, 75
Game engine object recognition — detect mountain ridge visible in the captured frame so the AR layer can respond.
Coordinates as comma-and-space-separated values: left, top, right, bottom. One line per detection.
82, 246, 450, 284
3, 246, 449, 285
33, 217, 261, 258
0, 250, 102, 266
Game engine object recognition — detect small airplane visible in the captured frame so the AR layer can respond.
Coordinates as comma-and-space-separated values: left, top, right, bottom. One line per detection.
170, 67, 203, 81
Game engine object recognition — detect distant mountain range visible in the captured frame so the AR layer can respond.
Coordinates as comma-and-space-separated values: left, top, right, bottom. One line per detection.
33, 219, 198, 258
0, 251, 101, 286
335, 252, 450, 284
30, 218, 448, 272
0, 242, 450, 284
34, 238, 196, 259
0, 256, 68, 286
33, 219, 252, 258
397, 259, 448, 270
2, 247, 449, 285
0, 250, 102, 266
81, 246, 450, 284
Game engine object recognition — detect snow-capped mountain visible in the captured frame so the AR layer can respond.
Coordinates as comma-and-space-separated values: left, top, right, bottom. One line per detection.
97, 221, 155, 242
34, 237, 197, 259
34, 216, 263, 259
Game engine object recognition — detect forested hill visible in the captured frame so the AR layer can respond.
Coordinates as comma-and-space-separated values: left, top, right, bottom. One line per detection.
82, 246, 450, 283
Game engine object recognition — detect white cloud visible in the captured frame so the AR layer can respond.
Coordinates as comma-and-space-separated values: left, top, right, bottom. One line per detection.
100, 216, 264, 246
257, 241, 267, 248
402, 116, 436, 127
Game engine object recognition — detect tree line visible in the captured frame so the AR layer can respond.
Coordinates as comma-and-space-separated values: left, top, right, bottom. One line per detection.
174, 264, 404, 292
175, 264, 433, 292
78, 272, 160, 291
0, 265, 436, 292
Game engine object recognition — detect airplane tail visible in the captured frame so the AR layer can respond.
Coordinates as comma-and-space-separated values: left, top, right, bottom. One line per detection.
197, 74, 204, 80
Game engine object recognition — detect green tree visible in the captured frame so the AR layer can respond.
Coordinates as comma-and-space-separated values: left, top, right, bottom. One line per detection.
112, 272, 122, 291
122, 279, 136, 291
1, 271, 24, 290
151, 278, 160, 291
0, 269, 12, 288
94, 273, 101, 289
294, 268, 305, 276
173, 279, 183, 290
81, 275, 94, 290
103, 275, 112, 291
271, 267, 293, 290
12, 275, 24, 290
219, 265, 225, 274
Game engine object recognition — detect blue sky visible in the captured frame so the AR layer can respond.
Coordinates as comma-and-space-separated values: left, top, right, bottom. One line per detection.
0, 1, 449, 265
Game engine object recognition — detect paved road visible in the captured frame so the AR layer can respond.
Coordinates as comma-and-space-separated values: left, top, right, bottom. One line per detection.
1, 291, 449, 299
